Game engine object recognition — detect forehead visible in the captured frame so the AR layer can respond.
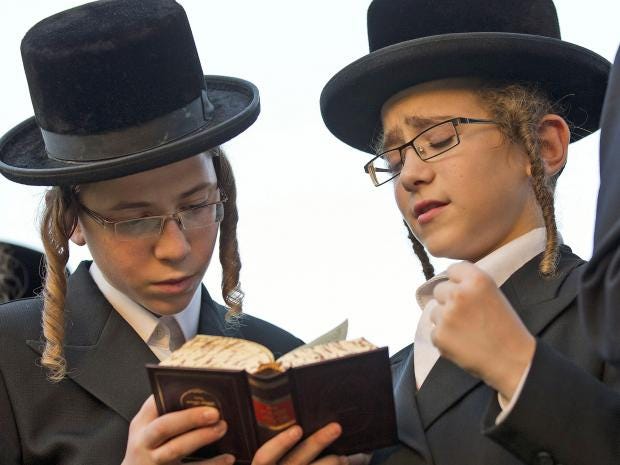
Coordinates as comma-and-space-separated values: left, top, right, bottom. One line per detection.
380, 79, 488, 146
78, 153, 217, 205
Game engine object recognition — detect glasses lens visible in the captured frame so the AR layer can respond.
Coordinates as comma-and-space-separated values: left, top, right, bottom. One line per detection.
415, 122, 458, 160
179, 203, 224, 230
115, 218, 162, 240
369, 150, 400, 186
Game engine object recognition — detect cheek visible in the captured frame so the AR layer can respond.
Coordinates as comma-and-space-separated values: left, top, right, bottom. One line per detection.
81, 226, 146, 272
393, 182, 410, 217
393, 182, 423, 238
190, 225, 219, 265
97, 242, 146, 278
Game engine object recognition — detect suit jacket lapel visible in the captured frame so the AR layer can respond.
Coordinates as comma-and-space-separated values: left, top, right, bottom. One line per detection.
27, 263, 157, 422
413, 246, 583, 430
26, 268, 250, 422
196, 287, 243, 337
501, 245, 584, 336
415, 357, 482, 430
391, 345, 434, 461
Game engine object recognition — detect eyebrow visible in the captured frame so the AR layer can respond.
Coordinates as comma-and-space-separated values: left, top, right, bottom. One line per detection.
382, 128, 405, 151
404, 115, 453, 129
381, 115, 454, 150
108, 181, 217, 211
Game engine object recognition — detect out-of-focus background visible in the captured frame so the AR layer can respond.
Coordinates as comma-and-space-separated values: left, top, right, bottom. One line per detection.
1, 1, 619, 353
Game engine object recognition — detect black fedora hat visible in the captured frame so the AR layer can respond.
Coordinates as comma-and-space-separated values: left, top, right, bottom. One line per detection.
320, 0, 610, 154
0, 0, 260, 186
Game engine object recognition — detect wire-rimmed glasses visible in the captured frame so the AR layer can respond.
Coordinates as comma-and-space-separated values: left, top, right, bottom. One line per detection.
77, 192, 227, 242
364, 117, 498, 186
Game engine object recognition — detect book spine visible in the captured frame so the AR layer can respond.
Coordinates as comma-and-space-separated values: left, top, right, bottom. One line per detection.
248, 372, 297, 444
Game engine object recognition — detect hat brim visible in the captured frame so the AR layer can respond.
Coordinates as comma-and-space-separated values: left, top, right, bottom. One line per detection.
0, 75, 259, 186
320, 32, 610, 154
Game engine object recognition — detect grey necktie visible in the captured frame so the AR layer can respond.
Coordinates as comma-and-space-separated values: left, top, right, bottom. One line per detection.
158, 315, 187, 352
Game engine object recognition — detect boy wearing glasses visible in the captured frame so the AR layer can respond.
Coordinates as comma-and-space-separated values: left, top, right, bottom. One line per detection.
0, 2, 348, 464
320, 0, 620, 464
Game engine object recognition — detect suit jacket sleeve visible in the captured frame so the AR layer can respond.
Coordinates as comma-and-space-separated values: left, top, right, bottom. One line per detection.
580, 45, 620, 366
482, 341, 620, 465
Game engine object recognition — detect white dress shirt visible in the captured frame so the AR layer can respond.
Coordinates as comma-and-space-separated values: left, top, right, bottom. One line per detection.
413, 227, 548, 420
89, 262, 201, 360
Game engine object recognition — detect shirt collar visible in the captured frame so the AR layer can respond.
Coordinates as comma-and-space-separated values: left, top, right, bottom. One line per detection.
415, 227, 549, 310
475, 227, 548, 288
89, 262, 201, 343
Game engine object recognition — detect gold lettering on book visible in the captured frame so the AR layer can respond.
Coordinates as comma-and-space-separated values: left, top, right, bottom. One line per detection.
180, 388, 220, 409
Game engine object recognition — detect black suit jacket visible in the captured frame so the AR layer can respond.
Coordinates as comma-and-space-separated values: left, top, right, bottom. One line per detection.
581, 45, 620, 367
0, 262, 303, 465
372, 247, 620, 465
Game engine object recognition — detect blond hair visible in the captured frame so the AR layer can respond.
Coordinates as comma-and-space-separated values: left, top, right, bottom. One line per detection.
39, 148, 242, 382
406, 81, 565, 279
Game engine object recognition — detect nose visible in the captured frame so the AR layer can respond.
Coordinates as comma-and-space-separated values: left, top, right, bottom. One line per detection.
398, 146, 435, 191
153, 217, 191, 262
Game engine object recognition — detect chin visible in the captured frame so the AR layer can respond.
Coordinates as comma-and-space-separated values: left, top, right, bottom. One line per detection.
422, 236, 465, 260
142, 296, 194, 316
418, 234, 445, 256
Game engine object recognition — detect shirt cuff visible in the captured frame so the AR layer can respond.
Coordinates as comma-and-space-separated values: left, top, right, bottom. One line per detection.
495, 361, 532, 424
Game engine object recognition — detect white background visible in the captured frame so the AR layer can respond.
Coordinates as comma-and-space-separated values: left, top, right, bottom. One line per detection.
1, 1, 619, 353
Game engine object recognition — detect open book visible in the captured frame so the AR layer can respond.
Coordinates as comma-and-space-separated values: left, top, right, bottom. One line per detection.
147, 324, 397, 463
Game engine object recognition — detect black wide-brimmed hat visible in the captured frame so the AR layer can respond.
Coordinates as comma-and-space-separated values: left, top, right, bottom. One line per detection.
0, 0, 260, 186
320, 0, 610, 154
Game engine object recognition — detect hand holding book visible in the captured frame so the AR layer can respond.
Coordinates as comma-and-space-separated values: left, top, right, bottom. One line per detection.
147, 329, 397, 463
123, 395, 365, 465
121, 395, 231, 465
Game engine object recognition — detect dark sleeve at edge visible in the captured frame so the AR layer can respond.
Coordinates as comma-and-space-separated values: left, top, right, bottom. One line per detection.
482, 341, 620, 465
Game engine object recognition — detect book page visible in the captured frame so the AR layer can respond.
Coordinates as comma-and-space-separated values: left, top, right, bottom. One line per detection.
298, 319, 348, 348
159, 335, 275, 373
275, 338, 377, 370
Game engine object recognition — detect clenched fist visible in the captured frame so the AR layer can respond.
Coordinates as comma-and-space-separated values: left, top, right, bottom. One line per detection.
430, 262, 536, 402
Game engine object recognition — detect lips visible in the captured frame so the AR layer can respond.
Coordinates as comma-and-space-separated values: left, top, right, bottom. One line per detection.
151, 274, 197, 294
155, 276, 192, 285
414, 200, 449, 219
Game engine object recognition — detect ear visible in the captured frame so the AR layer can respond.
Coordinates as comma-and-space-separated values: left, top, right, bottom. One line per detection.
70, 218, 87, 246
537, 114, 570, 177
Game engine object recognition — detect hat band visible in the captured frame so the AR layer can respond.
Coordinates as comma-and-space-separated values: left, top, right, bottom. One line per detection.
41, 89, 214, 163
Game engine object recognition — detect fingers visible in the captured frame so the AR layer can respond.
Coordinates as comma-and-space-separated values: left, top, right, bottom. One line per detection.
142, 406, 221, 449
124, 397, 229, 465
445, 261, 476, 281
347, 453, 372, 465
280, 423, 343, 465
195, 455, 236, 465
132, 396, 160, 429
252, 425, 303, 464
310, 455, 349, 465
151, 420, 228, 463
433, 262, 495, 306
432, 280, 452, 305
252, 423, 344, 465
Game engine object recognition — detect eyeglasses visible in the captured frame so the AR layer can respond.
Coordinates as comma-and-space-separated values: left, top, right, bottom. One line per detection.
77, 192, 227, 241
364, 117, 498, 186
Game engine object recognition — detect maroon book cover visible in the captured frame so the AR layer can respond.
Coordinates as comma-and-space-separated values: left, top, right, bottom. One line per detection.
147, 347, 397, 463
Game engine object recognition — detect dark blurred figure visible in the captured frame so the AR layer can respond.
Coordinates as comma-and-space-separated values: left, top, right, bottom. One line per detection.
0, 242, 45, 303
580, 45, 620, 367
